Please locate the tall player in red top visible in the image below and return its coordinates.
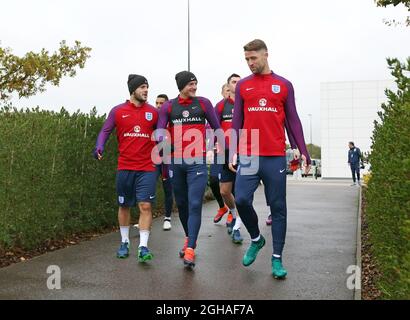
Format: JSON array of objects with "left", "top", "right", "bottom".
[
  {"left": 94, "top": 74, "right": 159, "bottom": 263},
  {"left": 231, "top": 39, "right": 311, "bottom": 279}
]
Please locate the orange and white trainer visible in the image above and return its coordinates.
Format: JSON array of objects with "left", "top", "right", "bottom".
[
  {"left": 183, "top": 247, "right": 196, "bottom": 268},
  {"left": 213, "top": 205, "right": 229, "bottom": 223}
]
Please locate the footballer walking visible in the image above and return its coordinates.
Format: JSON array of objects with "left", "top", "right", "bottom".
[
  {"left": 94, "top": 74, "right": 159, "bottom": 262},
  {"left": 231, "top": 40, "right": 311, "bottom": 279}
]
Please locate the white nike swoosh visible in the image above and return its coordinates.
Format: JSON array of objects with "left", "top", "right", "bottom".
[
  {"left": 280, "top": 169, "right": 286, "bottom": 173},
  {"left": 149, "top": 196, "right": 155, "bottom": 199},
  {"left": 196, "top": 172, "right": 204, "bottom": 175},
  {"left": 190, "top": 77, "right": 195, "bottom": 81},
  {"left": 246, "top": 88, "right": 254, "bottom": 91},
  {"left": 122, "top": 115, "right": 130, "bottom": 118}
]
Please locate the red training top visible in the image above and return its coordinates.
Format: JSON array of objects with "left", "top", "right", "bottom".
[{"left": 95, "top": 100, "right": 159, "bottom": 171}]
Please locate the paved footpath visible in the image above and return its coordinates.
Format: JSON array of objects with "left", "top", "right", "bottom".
[{"left": 0, "top": 178, "right": 359, "bottom": 300}]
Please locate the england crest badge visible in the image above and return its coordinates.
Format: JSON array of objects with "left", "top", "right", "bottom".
[
  {"left": 145, "top": 112, "right": 153, "bottom": 121},
  {"left": 272, "top": 85, "right": 281, "bottom": 94}
]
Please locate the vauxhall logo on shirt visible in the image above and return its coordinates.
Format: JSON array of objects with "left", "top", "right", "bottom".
[
  {"left": 171, "top": 106, "right": 203, "bottom": 124},
  {"left": 221, "top": 101, "right": 234, "bottom": 121},
  {"left": 123, "top": 125, "right": 150, "bottom": 138},
  {"left": 248, "top": 98, "right": 278, "bottom": 113}
]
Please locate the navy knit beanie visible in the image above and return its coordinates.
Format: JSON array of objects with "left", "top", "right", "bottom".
[{"left": 175, "top": 71, "right": 197, "bottom": 91}]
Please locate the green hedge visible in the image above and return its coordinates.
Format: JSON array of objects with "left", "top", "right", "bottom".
[
  {"left": 366, "top": 58, "right": 410, "bottom": 299},
  {"left": 0, "top": 106, "right": 166, "bottom": 251}
]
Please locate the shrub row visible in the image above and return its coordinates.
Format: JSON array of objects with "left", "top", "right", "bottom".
[
  {"left": 0, "top": 106, "right": 165, "bottom": 250},
  {"left": 366, "top": 58, "right": 410, "bottom": 299}
]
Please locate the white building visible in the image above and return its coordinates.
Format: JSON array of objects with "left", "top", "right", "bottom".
[{"left": 320, "top": 80, "right": 395, "bottom": 178}]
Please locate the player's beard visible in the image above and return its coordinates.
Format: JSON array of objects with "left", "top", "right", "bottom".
[
  {"left": 133, "top": 91, "right": 147, "bottom": 103},
  {"left": 252, "top": 59, "right": 268, "bottom": 74},
  {"left": 252, "top": 64, "right": 264, "bottom": 74}
]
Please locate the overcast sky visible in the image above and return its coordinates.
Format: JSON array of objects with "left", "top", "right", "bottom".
[{"left": 2, "top": 0, "right": 409, "bottom": 145}]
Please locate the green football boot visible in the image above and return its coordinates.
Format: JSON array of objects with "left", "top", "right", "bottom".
[
  {"left": 242, "top": 235, "right": 265, "bottom": 266},
  {"left": 271, "top": 257, "right": 287, "bottom": 279}
]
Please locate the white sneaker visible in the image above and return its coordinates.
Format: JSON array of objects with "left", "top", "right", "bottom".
[
  {"left": 133, "top": 224, "right": 139, "bottom": 229},
  {"left": 350, "top": 182, "right": 357, "bottom": 186},
  {"left": 163, "top": 220, "right": 171, "bottom": 231}
]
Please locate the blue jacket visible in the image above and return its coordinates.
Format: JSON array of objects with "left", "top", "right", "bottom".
[{"left": 348, "top": 147, "right": 361, "bottom": 164}]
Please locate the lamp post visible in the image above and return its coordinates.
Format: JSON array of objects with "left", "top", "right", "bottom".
[
  {"left": 187, "top": 0, "right": 191, "bottom": 71},
  {"left": 308, "top": 114, "right": 312, "bottom": 156}
]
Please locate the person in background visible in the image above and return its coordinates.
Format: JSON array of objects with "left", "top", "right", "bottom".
[
  {"left": 214, "top": 73, "right": 243, "bottom": 243},
  {"left": 347, "top": 141, "right": 362, "bottom": 186},
  {"left": 221, "top": 83, "right": 230, "bottom": 99},
  {"left": 210, "top": 83, "right": 233, "bottom": 229},
  {"left": 155, "top": 94, "right": 174, "bottom": 230}
]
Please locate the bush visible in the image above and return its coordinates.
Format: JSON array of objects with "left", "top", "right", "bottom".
[
  {"left": 366, "top": 58, "right": 410, "bottom": 299},
  {"left": 0, "top": 106, "right": 165, "bottom": 250}
]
